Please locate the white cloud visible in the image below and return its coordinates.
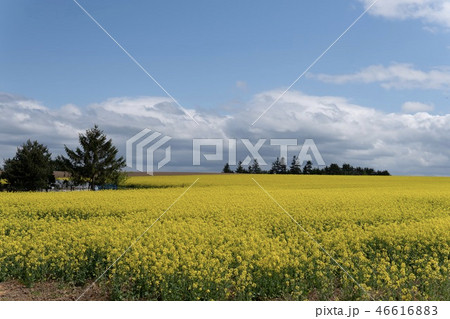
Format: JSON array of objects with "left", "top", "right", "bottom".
[
  {"left": 359, "top": 0, "right": 450, "bottom": 30},
  {"left": 312, "top": 63, "right": 450, "bottom": 90},
  {"left": 58, "top": 104, "right": 82, "bottom": 118},
  {"left": 402, "top": 101, "right": 434, "bottom": 113},
  {"left": 1, "top": 91, "right": 450, "bottom": 176},
  {"left": 244, "top": 90, "right": 450, "bottom": 174}
]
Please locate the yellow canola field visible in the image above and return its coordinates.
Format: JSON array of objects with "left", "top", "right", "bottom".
[{"left": 0, "top": 175, "right": 449, "bottom": 300}]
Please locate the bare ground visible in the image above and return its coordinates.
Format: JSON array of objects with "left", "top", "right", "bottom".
[{"left": 0, "top": 280, "right": 109, "bottom": 301}]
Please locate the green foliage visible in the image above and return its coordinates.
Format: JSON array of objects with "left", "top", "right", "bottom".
[
  {"left": 270, "top": 157, "right": 287, "bottom": 174},
  {"left": 248, "top": 159, "right": 262, "bottom": 174},
  {"left": 235, "top": 160, "right": 247, "bottom": 174},
  {"left": 58, "top": 125, "right": 125, "bottom": 190},
  {"left": 303, "top": 160, "right": 313, "bottom": 174},
  {"left": 289, "top": 156, "right": 302, "bottom": 174},
  {"left": 106, "top": 170, "right": 128, "bottom": 187},
  {"left": 310, "top": 163, "right": 391, "bottom": 176},
  {"left": 1, "top": 140, "right": 54, "bottom": 191},
  {"left": 226, "top": 158, "right": 390, "bottom": 176},
  {"left": 222, "top": 163, "right": 233, "bottom": 173},
  {"left": 0, "top": 179, "right": 7, "bottom": 192}
]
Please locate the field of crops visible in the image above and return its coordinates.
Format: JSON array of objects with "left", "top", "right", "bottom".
[{"left": 0, "top": 175, "right": 448, "bottom": 300}]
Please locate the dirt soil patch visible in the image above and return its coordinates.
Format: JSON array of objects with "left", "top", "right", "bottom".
[{"left": 0, "top": 280, "right": 109, "bottom": 301}]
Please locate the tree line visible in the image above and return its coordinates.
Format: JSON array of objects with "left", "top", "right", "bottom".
[
  {"left": 222, "top": 156, "right": 390, "bottom": 175},
  {"left": 0, "top": 125, "right": 125, "bottom": 192}
]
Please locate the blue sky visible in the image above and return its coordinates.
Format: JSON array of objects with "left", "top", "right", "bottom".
[
  {"left": 1, "top": 0, "right": 450, "bottom": 175},
  {"left": 1, "top": 0, "right": 449, "bottom": 112}
]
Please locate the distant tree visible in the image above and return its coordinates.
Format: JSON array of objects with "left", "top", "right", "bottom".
[
  {"left": 58, "top": 125, "right": 125, "bottom": 190},
  {"left": 269, "top": 157, "right": 288, "bottom": 174},
  {"left": 342, "top": 163, "right": 353, "bottom": 175},
  {"left": 220, "top": 158, "right": 390, "bottom": 176},
  {"left": 305, "top": 163, "right": 390, "bottom": 176},
  {"left": 289, "top": 156, "right": 302, "bottom": 174},
  {"left": 222, "top": 163, "right": 233, "bottom": 173},
  {"left": 250, "top": 159, "right": 262, "bottom": 174},
  {"left": 363, "top": 167, "right": 375, "bottom": 175},
  {"left": 327, "top": 163, "right": 341, "bottom": 175},
  {"left": 235, "top": 160, "right": 246, "bottom": 174},
  {"left": 303, "top": 160, "right": 313, "bottom": 174},
  {"left": 1, "top": 140, "right": 54, "bottom": 191},
  {"left": 270, "top": 157, "right": 281, "bottom": 174},
  {"left": 279, "top": 157, "right": 287, "bottom": 174},
  {"left": 310, "top": 167, "right": 323, "bottom": 175}
]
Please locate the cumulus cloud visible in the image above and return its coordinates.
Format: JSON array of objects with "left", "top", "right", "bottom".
[
  {"left": 311, "top": 63, "right": 450, "bottom": 90},
  {"left": 359, "top": 0, "right": 450, "bottom": 30},
  {"left": 0, "top": 92, "right": 228, "bottom": 172},
  {"left": 246, "top": 90, "right": 450, "bottom": 175},
  {"left": 402, "top": 101, "right": 434, "bottom": 113},
  {"left": 58, "top": 104, "right": 83, "bottom": 118},
  {"left": 1, "top": 91, "right": 450, "bottom": 176}
]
